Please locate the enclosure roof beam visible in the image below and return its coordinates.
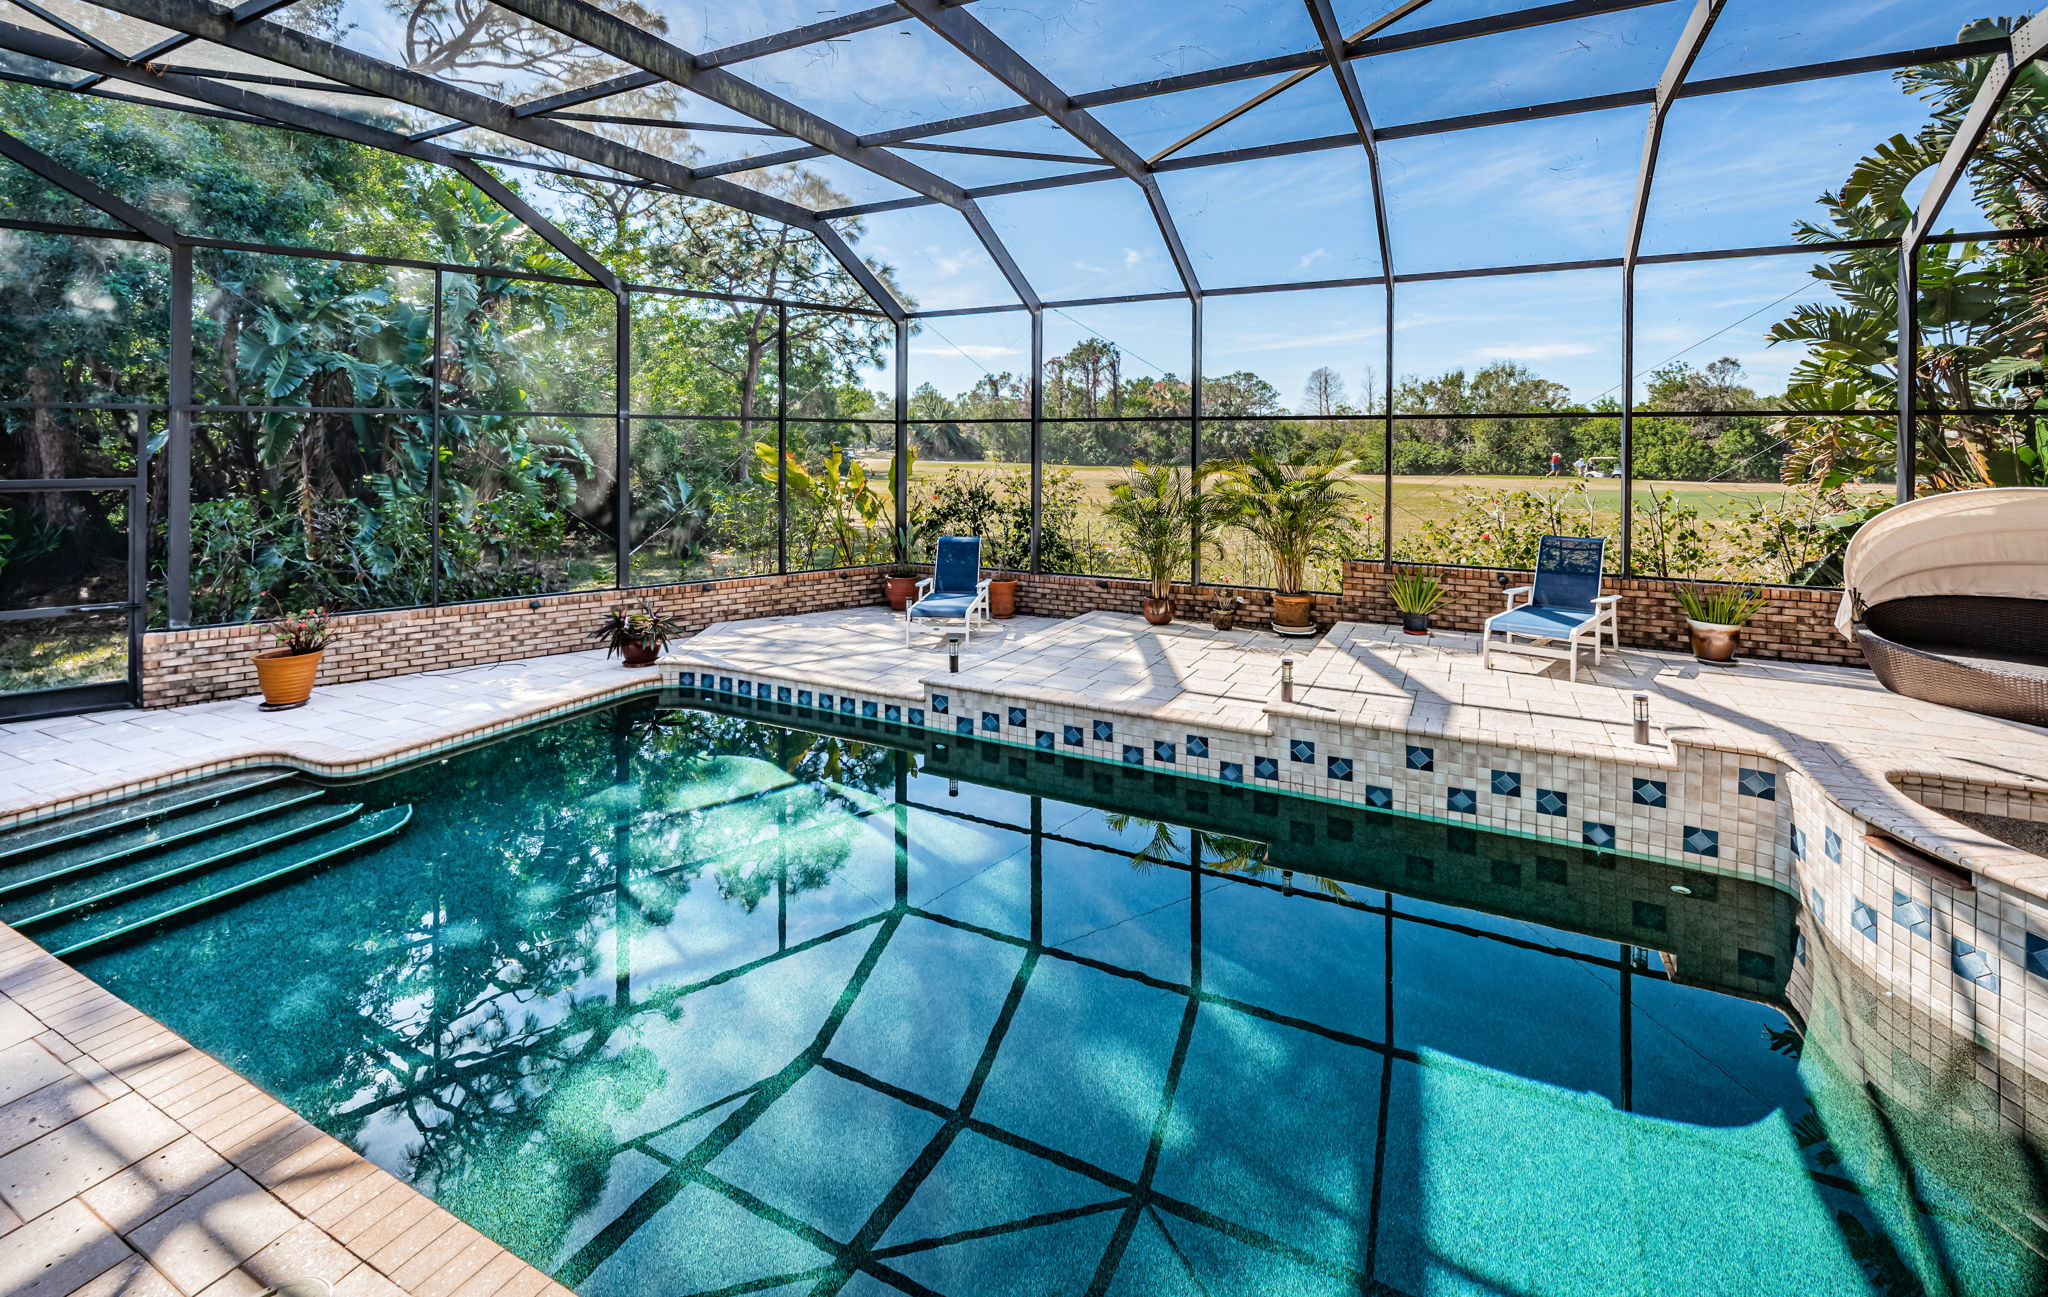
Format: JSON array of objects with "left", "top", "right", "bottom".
[
  {"left": 1903, "top": 11, "right": 2048, "bottom": 253},
  {"left": 891, "top": 0, "right": 1199, "bottom": 299},
  {"left": 485, "top": 0, "right": 1036, "bottom": 309},
  {"left": 0, "top": 20, "right": 629, "bottom": 289},
  {"left": 1304, "top": 0, "right": 1399, "bottom": 292},
  {"left": 0, "top": 123, "right": 181, "bottom": 243},
  {"left": 1622, "top": 0, "right": 1725, "bottom": 268},
  {"left": 808, "top": 36, "right": 2007, "bottom": 221}
]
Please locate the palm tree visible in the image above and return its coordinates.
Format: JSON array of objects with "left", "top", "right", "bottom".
[
  {"left": 1100, "top": 461, "right": 1234, "bottom": 615},
  {"left": 1213, "top": 452, "right": 1359, "bottom": 598}
]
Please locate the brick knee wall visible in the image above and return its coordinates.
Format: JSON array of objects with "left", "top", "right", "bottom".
[
  {"left": 140, "top": 560, "right": 1860, "bottom": 708},
  {"left": 1339, "top": 561, "right": 1862, "bottom": 667},
  {"left": 141, "top": 568, "right": 890, "bottom": 707}
]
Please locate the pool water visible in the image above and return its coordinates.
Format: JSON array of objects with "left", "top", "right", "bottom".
[{"left": 70, "top": 696, "right": 2046, "bottom": 1296}]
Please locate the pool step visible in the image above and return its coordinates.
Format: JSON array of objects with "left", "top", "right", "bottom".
[
  {"left": 29, "top": 805, "right": 414, "bottom": 958},
  {"left": 0, "top": 801, "right": 369, "bottom": 927},
  {"left": 0, "top": 770, "right": 297, "bottom": 865},
  {"left": 0, "top": 784, "right": 328, "bottom": 901}
]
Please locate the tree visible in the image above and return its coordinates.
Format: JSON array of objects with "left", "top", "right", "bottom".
[{"left": 1302, "top": 366, "right": 1346, "bottom": 419}]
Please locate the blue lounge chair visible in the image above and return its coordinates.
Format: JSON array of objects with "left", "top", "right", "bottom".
[
  {"left": 1481, "top": 535, "right": 1620, "bottom": 682},
  {"left": 906, "top": 536, "right": 994, "bottom": 646}
]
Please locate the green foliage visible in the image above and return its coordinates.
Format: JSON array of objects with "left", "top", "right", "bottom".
[
  {"left": 589, "top": 598, "right": 684, "bottom": 656},
  {"left": 1213, "top": 453, "right": 1359, "bottom": 595},
  {"left": 1100, "top": 461, "right": 1233, "bottom": 599},
  {"left": 915, "top": 466, "right": 1096, "bottom": 573},
  {"left": 1388, "top": 569, "right": 1448, "bottom": 616},
  {"left": 263, "top": 605, "right": 333, "bottom": 655},
  {"left": 1673, "top": 582, "right": 1767, "bottom": 627}
]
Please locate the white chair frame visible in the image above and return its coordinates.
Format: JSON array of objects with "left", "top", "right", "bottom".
[
  {"left": 905, "top": 575, "right": 995, "bottom": 646},
  {"left": 1481, "top": 586, "right": 1622, "bottom": 682}
]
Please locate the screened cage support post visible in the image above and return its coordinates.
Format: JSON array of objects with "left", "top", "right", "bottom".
[
  {"left": 429, "top": 271, "right": 444, "bottom": 609},
  {"left": 166, "top": 243, "right": 193, "bottom": 629},
  {"left": 615, "top": 290, "right": 631, "bottom": 588},
  {"left": 1620, "top": 0, "right": 1726, "bottom": 575},
  {"left": 777, "top": 306, "right": 790, "bottom": 576},
  {"left": 1029, "top": 308, "right": 1044, "bottom": 574},
  {"left": 893, "top": 319, "right": 909, "bottom": 544},
  {"left": 1189, "top": 295, "right": 1203, "bottom": 588},
  {"left": 1893, "top": 10, "right": 2048, "bottom": 502}
]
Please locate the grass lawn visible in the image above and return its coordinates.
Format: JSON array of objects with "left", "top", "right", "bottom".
[{"left": 0, "top": 621, "right": 127, "bottom": 694}]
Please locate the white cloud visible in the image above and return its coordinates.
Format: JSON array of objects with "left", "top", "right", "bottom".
[
  {"left": 1299, "top": 247, "right": 1329, "bottom": 269},
  {"left": 1475, "top": 342, "right": 1600, "bottom": 361}
]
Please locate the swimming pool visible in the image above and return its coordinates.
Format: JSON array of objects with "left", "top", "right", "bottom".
[{"left": 28, "top": 693, "right": 2045, "bottom": 1296}]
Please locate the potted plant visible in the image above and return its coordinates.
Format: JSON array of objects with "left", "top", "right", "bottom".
[
  {"left": 252, "top": 606, "right": 331, "bottom": 711},
  {"left": 1217, "top": 452, "right": 1357, "bottom": 637},
  {"left": 988, "top": 574, "right": 1019, "bottom": 619},
  {"left": 1102, "top": 462, "right": 1233, "bottom": 625},
  {"left": 592, "top": 598, "right": 685, "bottom": 667},
  {"left": 1210, "top": 595, "right": 1245, "bottom": 631},
  {"left": 1389, "top": 569, "right": 1449, "bottom": 635},
  {"left": 1674, "top": 583, "right": 1766, "bottom": 665},
  {"left": 885, "top": 519, "right": 924, "bottom": 612}
]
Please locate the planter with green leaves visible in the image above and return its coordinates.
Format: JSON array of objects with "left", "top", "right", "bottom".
[
  {"left": 1673, "top": 583, "right": 1767, "bottom": 665},
  {"left": 1216, "top": 453, "right": 1356, "bottom": 636},
  {"left": 885, "top": 519, "right": 926, "bottom": 611},
  {"left": 1389, "top": 569, "right": 1449, "bottom": 636},
  {"left": 592, "top": 598, "right": 685, "bottom": 667},
  {"left": 1102, "top": 461, "right": 1232, "bottom": 625},
  {"left": 252, "top": 606, "right": 332, "bottom": 710}
]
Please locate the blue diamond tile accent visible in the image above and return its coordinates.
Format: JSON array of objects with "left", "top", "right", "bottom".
[
  {"left": 1093, "top": 719, "right": 1114, "bottom": 742},
  {"left": 1738, "top": 768, "right": 1777, "bottom": 800},
  {"left": 1123, "top": 745, "right": 1145, "bottom": 766},
  {"left": 1155, "top": 740, "right": 1177, "bottom": 763},
  {"left": 1035, "top": 731, "right": 1055, "bottom": 750},
  {"left": 1008, "top": 706, "right": 1027, "bottom": 727},
  {"left": 1328, "top": 756, "right": 1354, "bottom": 782},
  {"left": 1824, "top": 827, "right": 1842, "bottom": 862},
  {"left": 1289, "top": 739, "right": 1315, "bottom": 763},
  {"left": 2027, "top": 933, "right": 2048, "bottom": 980},
  {"left": 885, "top": 704, "right": 901, "bottom": 722},
  {"left": 956, "top": 717, "right": 974, "bottom": 735},
  {"left": 777, "top": 686, "right": 792, "bottom": 703},
  {"left": 1365, "top": 785, "right": 1393, "bottom": 809},
  {"left": 818, "top": 692, "right": 834, "bottom": 709},
  {"left": 1953, "top": 938, "right": 2001, "bottom": 991},
  {"left": 1810, "top": 887, "right": 1826, "bottom": 926},
  {"left": 718, "top": 676, "right": 734, "bottom": 692},
  {"left": 1851, "top": 900, "right": 1878, "bottom": 942},
  {"left": 930, "top": 694, "right": 949, "bottom": 714},
  {"left": 841, "top": 697, "right": 856, "bottom": 714},
  {"left": 1405, "top": 745, "right": 1433, "bottom": 771},
  {"left": 862, "top": 701, "right": 878, "bottom": 718},
  {"left": 908, "top": 708, "right": 925, "bottom": 727},
  {"left": 1893, "top": 890, "right": 1932, "bottom": 939},
  {"left": 678, "top": 671, "right": 696, "bottom": 687},
  {"left": 798, "top": 690, "right": 813, "bottom": 707},
  {"left": 1219, "top": 761, "right": 1244, "bottom": 784},
  {"left": 1447, "top": 788, "right": 1478, "bottom": 814},
  {"left": 1536, "top": 789, "right": 1567, "bottom": 816},
  {"left": 1254, "top": 756, "right": 1279, "bottom": 780},
  {"left": 1632, "top": 778, "right": 1666, "bottom": 807},
  {"left": 738, "top": 681, "right": 753, "bottom": 697},
  {"left": 1186, "top": 735, "right": 1210, "bottom": 758},
  {"left": 1490, "top": 770, "right": 1521, "bottom": 796},
  {"left": 1063, "top": 725, "right": 1083, "bottom": 746},
  {"left": 1583, "top": 821, "right": 1615, "bottom": 849},
  {"left": 1682, "top": 826, "right": 1719, "bottom": 857},
  {"left": 1788, "top": 823, "right": 1807, "bottom": 859},
  {"left": 981, "top": 712, "right": 1000, "bottom": 732}
]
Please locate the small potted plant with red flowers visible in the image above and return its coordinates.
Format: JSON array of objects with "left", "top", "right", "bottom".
[
  {"left": 252, "top": 606, "right": 332, "bottom": 710},
  {"left": 592, "top": 598, "right": 685, "bottom": 667}
]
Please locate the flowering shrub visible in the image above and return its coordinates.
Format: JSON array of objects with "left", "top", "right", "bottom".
[{"left": 264, "top": 605, "right": 332, "bottom": 656}]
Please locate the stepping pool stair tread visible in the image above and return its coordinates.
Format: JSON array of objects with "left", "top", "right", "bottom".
[
  {"left": 0, "top": 768, "right": 296, "bottom": 861},
  {"left": 0, "top": 784, "right": 413, "bottom": 957}
]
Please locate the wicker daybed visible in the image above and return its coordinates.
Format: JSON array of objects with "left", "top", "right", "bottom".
[{"left": 1838, "top": 488, "right": 2048, "bottom": 727}]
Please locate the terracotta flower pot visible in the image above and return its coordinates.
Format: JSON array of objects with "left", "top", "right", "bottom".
[
  {"left": 1272, "top": 593, "right": 1316, "bottom": 637},
  {"left": 1142, "top": 597, "right": 1175, "bottom": 625},
  {"left": 1687, "top": 618, "right": 1741, "bottom": 665},
  {"left": 989, "top": 579, "right": 1018, "bottom": 619},
  {"left": 252, "top": 647, "right": 322, "bottom": 709},
  {"left": 621, "top": 641, "right": 660, "bottom": 666},
  {"left": 884, "top": 575, "right": 919, "bottom": 611}
]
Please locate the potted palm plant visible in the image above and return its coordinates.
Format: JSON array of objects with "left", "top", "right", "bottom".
[
  {"left": 1102, "top": 462, "right": 1232, "bottom": 624},
  {"left": 592, "top": 598, "right": 685, "bottom": 667},
  {"left": 1674, "top": 583, "right": 1766, "bottom": 665},
  {"left": 1217, "top": 453, "right": 1358, "bottom": 636},
  {"left": 1389, "top": 569, "right": 1449, "bottom": 635},
  {"left": 252, "top": 606, "right": 332, "bottom": 710}
]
